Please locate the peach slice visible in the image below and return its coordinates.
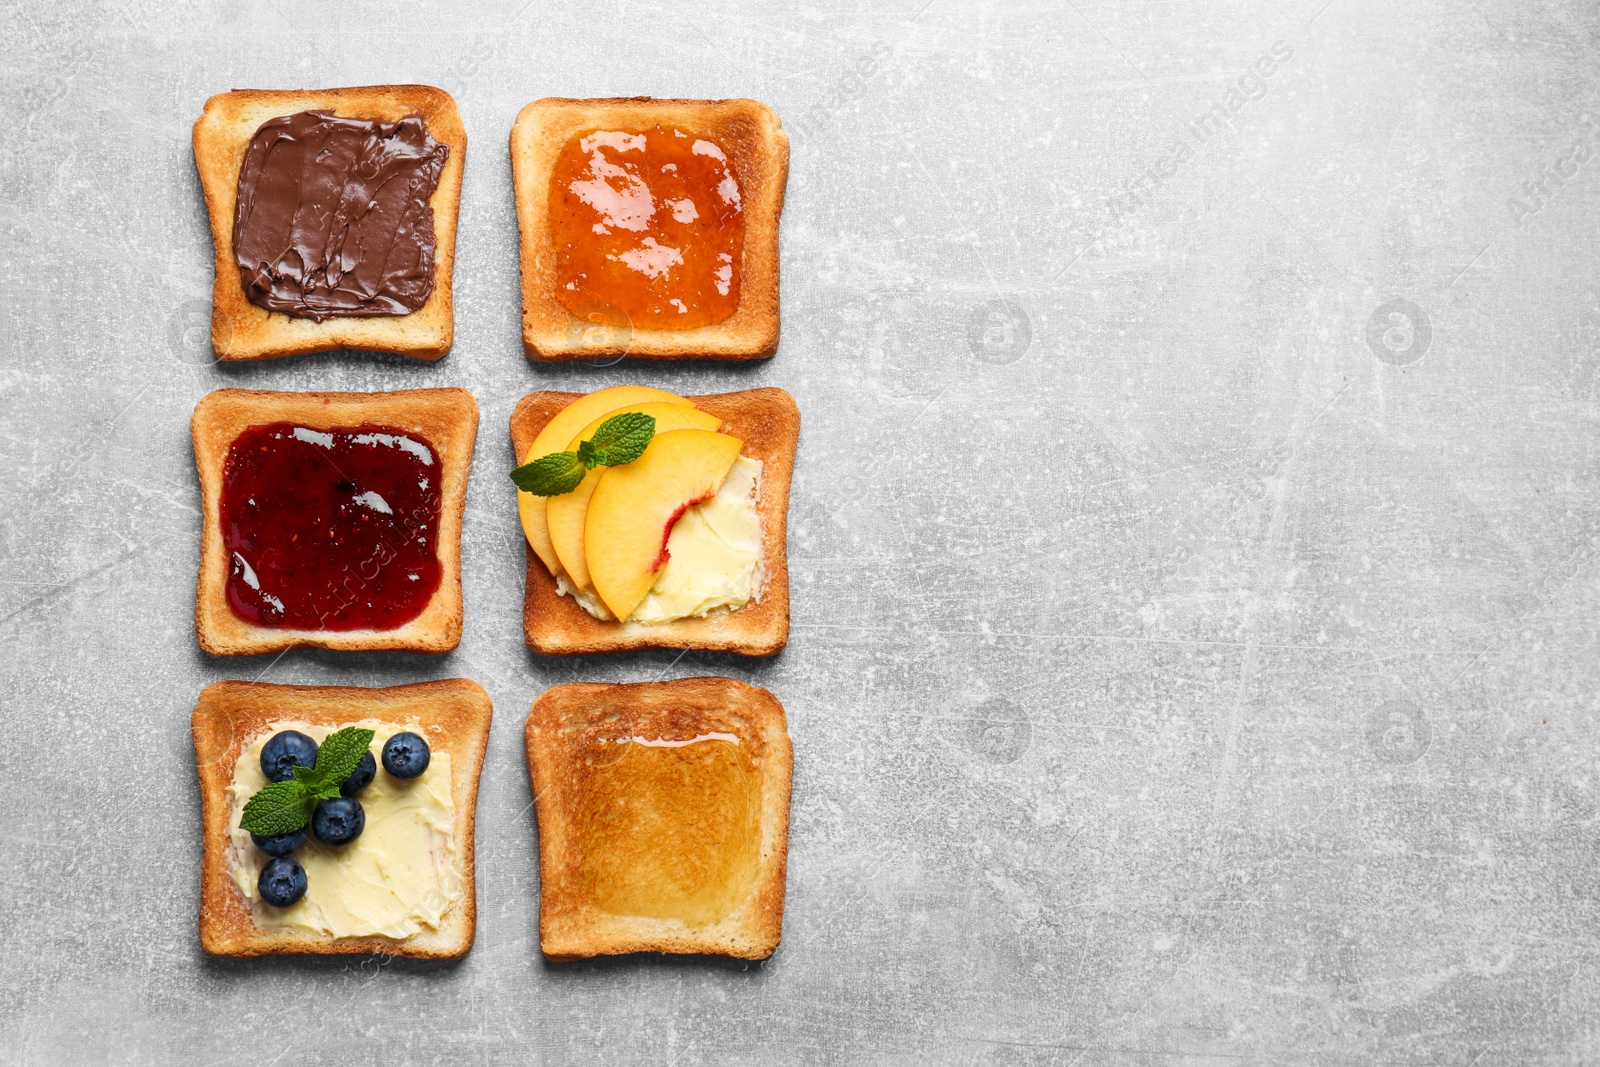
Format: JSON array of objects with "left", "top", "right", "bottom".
[
  {"left": 518, "top": 386, "right": 693, "bottom": 575},
  {"left": 586, "top": 429, "right": 745, "bottom": 622},
  {"left": 547, "top": 403, "right": 723, "bottom": 591}
]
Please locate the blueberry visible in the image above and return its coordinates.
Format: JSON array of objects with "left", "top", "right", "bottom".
[
  {"left": 250, "top": 828, "right": 307, "bottom": 857},
  {"left": 260, "top": 730, "right": 318, "bottom": 783},
  {"left": 340, "top": 750, "right": 376, "bottom": 796},
  {"left": 258, "top": 857, "right": 306, "bottom": 908},
  {"left": 312, "top": 796, "right": 365, "bottom": 845},
  {"left": 382, "top": 732, "right": 430, "bottom": 779}
]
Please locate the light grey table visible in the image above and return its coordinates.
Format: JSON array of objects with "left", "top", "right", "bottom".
[{"left": 5, "top": 1, "right": 1599, "bottom": 1063}]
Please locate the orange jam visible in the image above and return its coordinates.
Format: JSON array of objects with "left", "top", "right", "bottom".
[
  {"left": 569, "top": 731, "right": 761, "bottom": 927},
  {"left": 548, "top": 126, "right": 744, "bottom": 330}
]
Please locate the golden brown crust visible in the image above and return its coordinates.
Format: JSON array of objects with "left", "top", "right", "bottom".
[
  {"left": 193, "top": 679, "right": 493, "bottom": 958},
  {"left": 510, "top": 387, "right": 797, "bottom": 656},
  {"left": 191, "top": 388, "right": 479, "bottom": 656},
  {"left": 510, "top": 97, "right": 788, "bottom": 362},
  {"left": 525, "top": 678, "right": 791, "bottom": 960},
  {"left": 192, "top": 85, "right": 466, "bottom": 362}
]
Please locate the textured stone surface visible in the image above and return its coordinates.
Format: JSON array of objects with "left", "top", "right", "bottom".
[{"left": 4, "top": 1, "right": 1600, "bottom": 1063}]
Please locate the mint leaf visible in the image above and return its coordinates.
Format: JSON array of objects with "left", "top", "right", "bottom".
[
  {"left": 510, "top": 451, "right": 586, "bottom": 496},
  {"left": 584, "top": 412, "right": 655, "bottom": 467},
  {"left": 314, "top": 727, "right": 376, "bottom": 786},
  {"left": 292, "top": 762, "right": 341, "bottom": 801},
  {"left": 509, "top": 412, "right": 657, "bottom": 496},
  {"left": 243, "top": 727, "right": 374, "bottom": 834},
  {"left": 240, "top": 779, "right": 315, "bottom": 836}
]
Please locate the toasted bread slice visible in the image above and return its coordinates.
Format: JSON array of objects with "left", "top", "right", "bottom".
[
  {"left": 510, "top": 387, "right": 798, "bottom": 656},
  {"left": 192, "top": 388, "right": 479, "bottom": 655},
  {"left": 194, "top": 679, "right": 492, "bottom": 958},
  {"left": 526, "top": 678, "right": 792, "bottom": 960},
  {"left": 510, "top": 97, "right": 789, "bottom": 361},
  {"left": 193, "top": 85, "right": 466, "bottom": 361}
]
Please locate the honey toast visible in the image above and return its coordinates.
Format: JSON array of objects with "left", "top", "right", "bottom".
[{"left": 525, "top": 677, "right": 792, "bottom": 960}]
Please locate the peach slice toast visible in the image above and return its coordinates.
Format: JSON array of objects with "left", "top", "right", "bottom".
[
  {"left": 546, "top": 402, "right": 723, "bottom": 592},
  {"left": 517, "top": 386, "right": 692, "bottom": 574},
  {"left": 585, "top": 427, "right": 745, "bottom": 620},
  {"left": 509, "top": 386, "right": 798, "bottom": 656}
]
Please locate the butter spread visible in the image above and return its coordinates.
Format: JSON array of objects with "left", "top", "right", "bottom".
[
  {"left": 227, "top": 721, "right": 459, "bottom": 939},
  {"left": 558, "top": 456, "right": 763, "bottom": 625},
  {"left": 555, "top": 571, "right": 617, "bottom": 621},
  {"left": 232, "top": 111, "right": 448, "bottom": 322}
]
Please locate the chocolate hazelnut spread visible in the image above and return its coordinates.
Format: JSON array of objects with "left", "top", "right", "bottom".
[{"left": 232, "top": 110, "right": 448, "bottom": 322}]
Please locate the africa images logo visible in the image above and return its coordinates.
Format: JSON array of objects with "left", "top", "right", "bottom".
[
  {"left": 1365, "top": 699, "right": 1431, "bottom": 766},
  {"left": 966, "top": 299, "right": 1032, "bottom": 365},
  {"left": 1365, "top": 297, "right": 1432, "bottom": 366},
  {"left": 1107, "top": 41, "right": 1294, "bottom": 226},
  {"left": 1505, "top": 113, "right": 1599, "bottom": 230},
  {"left": 967, "top": 698, "right": 1032, "bottom": 764}
]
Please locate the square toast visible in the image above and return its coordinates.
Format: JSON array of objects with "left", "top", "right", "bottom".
[
  {"left": 510, "top": 97, "right": 789, "bottom": 361},
  {"left": 193, "top": 85, "right": 466, "bottom": 362},
  {"left": 526, "top": 677, "right": 792, "bottom": 960},
  {"left": 192, "top": 388, "right": 479, "bottom": 656},
  {"left": 510, "top": 387, "right": 798, "bottom": 656},
  {"left": 193, "top": 679, "right": 493, "bottom": 958}
]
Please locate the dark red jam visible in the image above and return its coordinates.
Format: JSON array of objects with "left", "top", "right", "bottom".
[{"left": 219, "top": 423, "right": 443, "bottom": 631}]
